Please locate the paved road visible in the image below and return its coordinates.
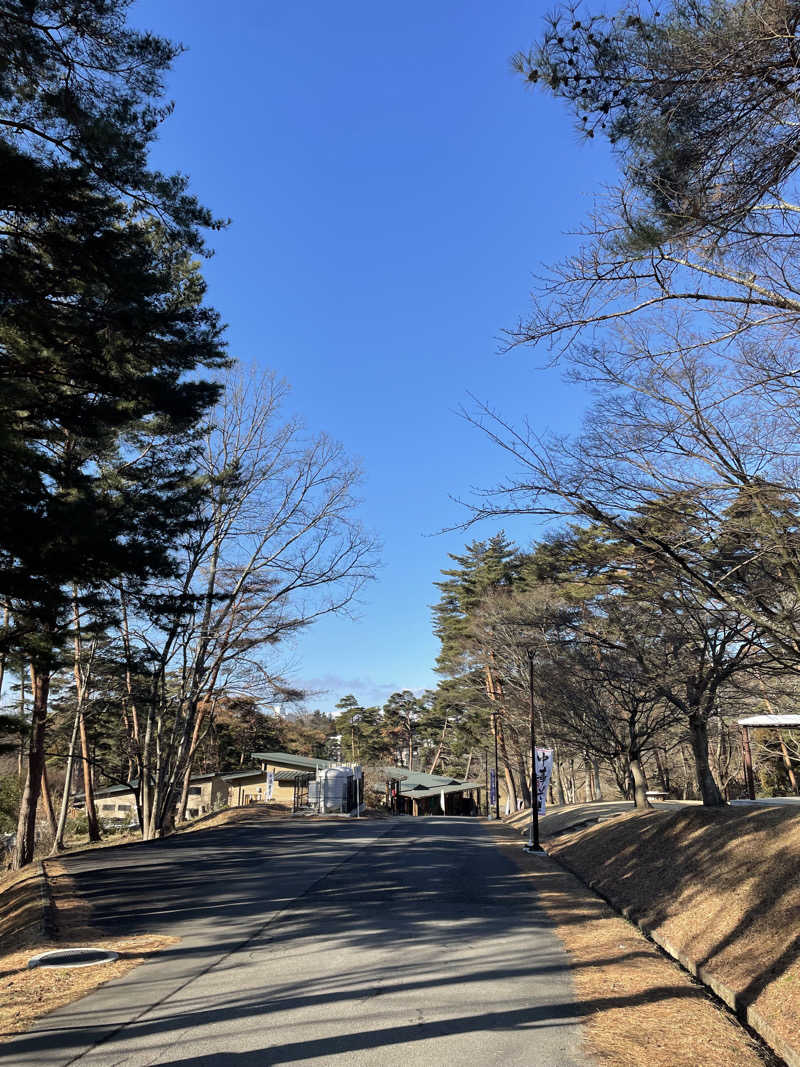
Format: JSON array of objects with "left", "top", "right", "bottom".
[{"left": 3, "top": 814, "right": 590, "bottom": 1067}]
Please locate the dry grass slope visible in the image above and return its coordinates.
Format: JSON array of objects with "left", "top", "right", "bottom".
[
  {"left": 0, "top": 868, "right": 46, "bottom": 952},
  {"left": 490, "top": 824, "right": 771, "bottom": 1067},
  {"left": 0, "top": 859, "right": 176, "bottom": 1040},
  {"left": 548, "top": 807, "right": 800, "bottom": 1065}
]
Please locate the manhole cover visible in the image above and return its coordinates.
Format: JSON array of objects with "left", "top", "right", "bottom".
[{"left": 27, "top": 948, "right": 118, "bottom": 969}]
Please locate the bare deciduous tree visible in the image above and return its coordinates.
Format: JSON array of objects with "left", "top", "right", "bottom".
[{"left": 118, "top": 367, "right": 377, "bottom": 838}]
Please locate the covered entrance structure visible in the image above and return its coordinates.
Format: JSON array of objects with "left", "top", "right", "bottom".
[
  {"left": 738, "top": 715, "right": 800, "bottom": 799},
  {"left": 381, "top": 769, "right": 482, "bottom": 816}
]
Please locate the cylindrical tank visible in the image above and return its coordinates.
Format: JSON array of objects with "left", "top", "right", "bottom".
[{"left": 316, "top": 767, "right": 351, "bottom": 812}]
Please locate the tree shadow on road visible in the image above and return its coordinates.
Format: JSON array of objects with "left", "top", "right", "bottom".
[{"left": 0, "top": 814, "right": 766, "bottom": 1066}]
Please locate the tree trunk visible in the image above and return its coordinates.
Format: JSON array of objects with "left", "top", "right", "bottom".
[
  {"left": 428, "top": 719, "right": 449, "bottom": 776},
  {"left": 17, "top": 666, "right": 26, "bottom": 779},
  {"left": 485, "top": 659, "right": 518, "bottom": 812},
  {"left": 592, "top": 759, "right": 604, "bottom": 800},
  {"left": 12, "top": 666, "right": 50, "bottom": 869},
  {"left": 40, "top": 764, "right": 57, "bottom": 838},
  {"left": 630, "top": 754, "right": 651, "bottom": 810},
  {"left": 778, "top": 732, "right": 799, "bottom": 793},
  {"left": 518, "top": 751, "right": 531, "bottom": 809},
  {"left": 583, "top": 755, "right": 594, "bottom": 802},
  {"left": 494, "top": 715, "right": 518, "bottom": 812},
  {"left": 653, "top": 748, "right": 669, "bottom": 792},
  {"left": 79, "top": 707, "right": 101, "bottom": 841},
  {"left": 680, "top": 745, "right": 692, "bottom": 799},
  {"left": 0, "top": 603, "right": 8, "bottom": 700},
  {"left": 688, "top": 711, "right": 725, "bottom": 807},
  {"left": 554, "top": 747, "right": 566, "bottom": 806},
  {"left": 177, "top": 701, "right": 209, "bottom": 822},
  {"left": 756, "top": 678, "right": 798, "bottom": 793},
  {"left": 52, "top": 707, "right": 81, "bottom": 854}
]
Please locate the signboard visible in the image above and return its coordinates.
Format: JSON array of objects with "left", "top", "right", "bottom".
[
  {"left": 534, "top": 748, "right": 554, "bottom": 816},
  {"left": 489, "top": 769, "right": 497, "bottom": 806},
  {"left": 265, "top": 770, "right": 275, "bottom": 801}
]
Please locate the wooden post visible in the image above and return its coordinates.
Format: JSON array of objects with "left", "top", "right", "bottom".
[
  {"left": 778, "top": 732, "right": 799, "bottom": 794},
  {"left": 741, "top": 726, "right": 756, "bottom": 799}
]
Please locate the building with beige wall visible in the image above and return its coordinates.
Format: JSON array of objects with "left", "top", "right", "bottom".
[
  {"left": 75, "top": 772, "right": 229, "bottom": 824},
  {"left": 223, "top": 767, "right": 312, "bottom": 809},
  {"left": 185, "top": 772, "right": 228, "bottom": 817}
]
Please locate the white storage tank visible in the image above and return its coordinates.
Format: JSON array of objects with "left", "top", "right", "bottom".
[
  {"left": 317, "top": 767, "right": 351, "bottom": 813},
  {"left": 308, "top": 764, "right": 363, "bottom": 813}
]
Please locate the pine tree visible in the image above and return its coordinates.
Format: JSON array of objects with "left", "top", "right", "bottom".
[
  {"left": 1, "top": 3, "right": 228, "bottom": 867},
  {"left": 432, "top": 533, "right": 524, "bottom": 807}
]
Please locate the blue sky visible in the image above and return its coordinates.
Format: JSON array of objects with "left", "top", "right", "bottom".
[{"left": 131, "top": 0, "right": 617, "bottom": 713}]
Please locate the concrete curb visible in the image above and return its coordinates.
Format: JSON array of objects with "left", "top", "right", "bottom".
[{"left": 550, "top": 849, "right": 796, "bottom": 1067}]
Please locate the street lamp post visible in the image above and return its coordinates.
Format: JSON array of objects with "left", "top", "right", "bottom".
[
  {"left": 484, "top": 747, "right": 489, "bottom": 817},
  {"left": 524, "top": 648, "right": 545, "bottom": 854},
  {"left": 492, "top": 707, "right": 500, "bottom": 821}
]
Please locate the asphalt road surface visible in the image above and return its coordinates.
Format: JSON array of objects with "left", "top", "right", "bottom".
[{"left": 3, "top": 814, "right": 590, "bottom": 1067}]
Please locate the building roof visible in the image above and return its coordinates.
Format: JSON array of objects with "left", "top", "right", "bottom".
[
  {"left": 252, "top": 751, "right": 334, "bottom": 772},
  {"left": 739, "top": 715, "right": 800, "bottom": 728},
  {"left": 406, "top": 780, "right": 482, "bottom": 800},
  {"left": 394, "top": 772, "right": 465, "bottom": 793},
  {"left": 222, "top": 768, "right": 265, "bottom": 782},
  {"left": 88, "top": 782, "right": 137, "bottom": 798},
  {"left": 272, "top": 768, "right": 313, "bottom": 782},
  {"left": 378, "top": 767, "right": 446, "bottom": 785},
  {"left": 76, "top": 770, "right": 224, "bottom": 802}
]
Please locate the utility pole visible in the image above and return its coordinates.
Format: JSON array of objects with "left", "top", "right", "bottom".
[
  {"left": 484, "top": 747, "right": 489, "bottom": 817},
  {"left": 524, "top": 648, "right": 544, "bottom": 854}
]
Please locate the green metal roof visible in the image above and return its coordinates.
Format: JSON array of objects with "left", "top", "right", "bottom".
[
  {"left": 272, "top": 768, "right": 313, "bottom": 782},
  {"left": 377, "top": 768, "right": 462, "bottom": 791},
  {"left": 252, "top": 751, "right": 333, "bottom": 771},
  {"left": 222, "top": 768, "right": 265, "bottom": 782},
  {"left": 405, "top": 780, "right": 483, "bottom": 800}
]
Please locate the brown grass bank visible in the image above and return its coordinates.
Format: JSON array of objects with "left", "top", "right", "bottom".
[
  {"left": 547, "top": 806, "right": 800, "bottom": 1066},
  {"left": 489, "top": 823, "right": 772, "bottom": 1067},
  {"left": 0, "top": 859, "right": 176, "bottom": 1040}
]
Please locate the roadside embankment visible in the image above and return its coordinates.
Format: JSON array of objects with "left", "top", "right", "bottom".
[
  {"left": 0, "top": 866, "right": 49, "bottom": 951},
  {"left": 0, "top": 861, "right": 176, "bottom": 1040},
  {"left": 544, "top": 806, "right": 800, "bottom": 1067}
]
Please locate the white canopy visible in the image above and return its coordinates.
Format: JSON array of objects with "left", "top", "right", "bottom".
[{"left": 737, "top": 715, "right": 800, "bottom": 728}]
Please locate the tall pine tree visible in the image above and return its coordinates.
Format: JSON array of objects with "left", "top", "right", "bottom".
[{"left": 1, "top": 2, "right": 228, "bottom": 866}]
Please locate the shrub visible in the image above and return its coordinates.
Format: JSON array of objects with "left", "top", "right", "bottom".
[{"left": 0, "top": 775, "right": 21, "bottom": 834}]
